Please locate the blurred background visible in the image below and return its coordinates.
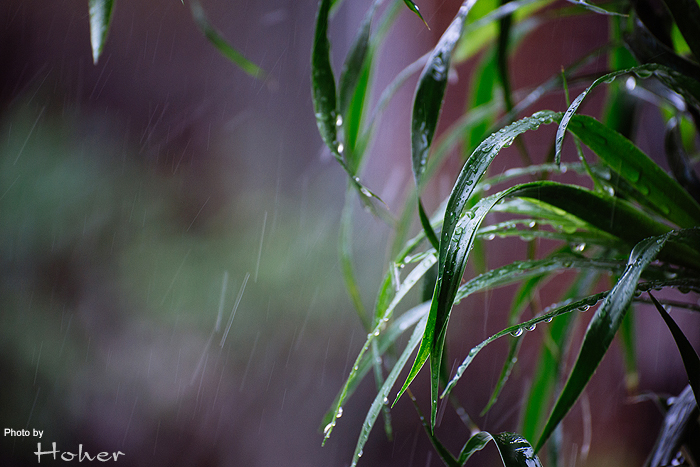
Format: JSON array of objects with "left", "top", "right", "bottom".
[{"left": 0, "top": 1, "right": 696, "bottom": 466}]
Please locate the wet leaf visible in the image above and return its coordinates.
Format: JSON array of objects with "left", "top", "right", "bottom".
[
  {"left": 535, "top": 231, "right": 678, "bottom": 452},
  {"left": 349, "top": 314, "right": 428, "bottom": 467},
  {"left": 403, "top": 0, "right": 431, "bottom": 29},
  {"left": 457, "top": 431, "right": 543, "bottom": 466},
  {"left": 412, "top": 0, "right": 478, "bottom": 186},
  {"left": 555, "top": 63, "right": 700, "bottom": 165},
  {"left": 89, "top": 0, "right": 115, "bottom": 64},
  {"left": 566, "top": 114, "right": 700, "bottom": 228},
  {"left": 646, "top": 384, "right": 699, "bottom": 467}
]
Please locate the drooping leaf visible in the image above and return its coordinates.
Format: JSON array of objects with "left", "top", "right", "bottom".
[
  {"left": 443, "top": 291, "right": 609, "bottom": 397},
  {"left": 555, "top": 63, "right": 700, "bottom": 165},
  {"left": 396, "top": 112, "right": 560, "bottom": 420},
  {"left": 535, "top": 230, "right": 679, "bottom": 452},
  {"left": 311, "top": 0, "right": 387, "bottom": 211},
  {"left": 189, "top": 0, "right": 266, "bottom": 79},
  {"left": 566, "top": 114, "right": 700, "bottom": 228},
  {"left": 412, "top": 0, "right": 478, "bottom": 186},
  {"left": 403, "top": 0, "right": 431, "bottom": 28},
  {"left": 458, "top": 431, "right": 543, "bottom": 466},
  {"left": 649, "top": 292, "right": 700, "bottom": 409},
  {"left": 88, "top": 0, "right": 115, "bottom": 64}
]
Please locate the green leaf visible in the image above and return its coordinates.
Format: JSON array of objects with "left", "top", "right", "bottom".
[
  {"left": 514, "top": 182, "right": 700, "bottom": 269},
  {"left": 321, "top": 251, "right": 436, "bottom": 443},
  {"left": 457, "top": 431, "right": 543, "bottom": 466},
  {"left": 396, "top": 112, "right": 560, "bottom": 422},
  {"left": 443, "top": 291, "right": 609, "bottom": 397},
  {"left": 412, "top": 0, "right": 478, "bottom": 186},
  {"left": 660, "top": 0, "right": 700, "bottom": 62},
  {"left": 665, "top": 117, "right": 700, "bottom": 204},
  {"left": 349, "top": 314, "right": 428, "bottom": 467},
  {"left": 189, "top": 0, "right": 265, "bottom": 79},
  {"left": 311, "top": 0, "right": 386, "bottom": 211},
  {"left": 88, "top": 0, "right": 115, "bottom": 64},
  {"left": 403, "top": 0, "right": 431, "bottom": 28},
  {"left": 649, "top": 292, "right": 700, "bottom": 410},
  {"left": 566, "top": 114, "right": 700, "bottom": 228},
  {"left": 535, "top": 230, "right": 678, "bottom": 452},
  {"left": 555, "top": 63, "right": 700, "bottom": 165}
]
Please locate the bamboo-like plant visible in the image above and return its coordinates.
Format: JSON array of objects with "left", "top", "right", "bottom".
[{"left": 311, "top": 0, "right": 700, "bottom": 465}]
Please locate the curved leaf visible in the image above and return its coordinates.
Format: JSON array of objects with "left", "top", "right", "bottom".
[
  {"left": 189, "top": 0, "right": 266, "bottom": 79},
  {"left": 349, "top": 314, "right": 428, "bottom": 467},
  {"left": 535, "top": 230, "right": 679, "bottom": 452},
  {"left": 646, "top": 384, "right": 699, "bottom": 467},
  {"left": 649, "top": 292, "right": 700, "bottom": 409},
  {"left": 403, "top": 0, "right": 430, "bottom": 28},
  {"left": 396, "top": 112, "right": 560, "bottom": 425},
  {"left": 89, "top": 0, "right": 115, "bottom": 64},
  {"left": 412, "top": 0, "right": 478, "bottom": 186},
  {"left": 555, "top": 63, "right": 700, "bottom": 165},
  {"left": 566, "top": 114, "right": 700, "bottom": 228},
  {"left": 458, "top": 431, "right": 543, "bottom": 466}
]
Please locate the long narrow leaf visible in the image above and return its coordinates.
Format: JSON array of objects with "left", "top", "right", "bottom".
[
  {"left": 555, "top": 63, "right": 700, "bottom": 165},
  {"left": 89, "top": 0, "right": 115, "bottom": 64},
  {"left": 458, "top": 431, "right": 543, "bottom": 466},
  {"left": 535, "top": 231, "right": 677, "bottom": 452},
  {"left": 349, "top": 314, "right": 428, "bottom": 467},
  {"left": 412, "top": 0, "right": 478, "bottom": 186},
  {"left": 566, "top": 114, "right": 700, "bottom": 227},
  {"left": 190, "top": 0, "right": 265, "bottom": 79},
  {"left": 649, "top": 292, "right": 700, "bottom": 409},
  {"left": 660, "top": 0, "right": 700, "bottom": 62}
]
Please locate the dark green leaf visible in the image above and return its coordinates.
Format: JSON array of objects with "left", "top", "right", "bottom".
[
  {"left": 403, "top": 0, "right": 431, "bottom": 28},
  {"left": 396, "top": 112, "right": 560, "bottom": 422},
  {"left": 457, "top": 431, "right": 543, "bottom": 466},
  {"left": 555, "top": 63, "right": 700, "bottom": 165},
  {"left": 649, "top": 292, "right": 700, "bottom": 410},
  {"left": 412, "top": 0, "right": 478, "bottom": 186},
  {"left": 566, "top": 114, "right": 700, "bottom": 228},
  {"left": 88, "top": 0, "right": 115, "bottom": 64},
  {"left": 660, "top": 0, "right": 700, "bottom": 62},
  {"left": 535, "top": 231, "right": 677, "bottom": 452},
  {"left": 189, "top": 0, "right": 265, "bottom": 79}
]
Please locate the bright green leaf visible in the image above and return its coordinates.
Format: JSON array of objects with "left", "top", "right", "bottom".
[{"left": 88, "top": 0, "right": 115, "bottom": 64}]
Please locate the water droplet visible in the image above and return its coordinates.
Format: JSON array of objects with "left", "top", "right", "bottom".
[
  {"left": 526, "top": 323, "right": 536, "bottom": 332},
  {"left": 382, "top": 397, "right": 389, "bottom": 405},
  {"left": 360, "top": 187, "right": 371, "bottom": 198},
  {"left": 336, "top": 115, "right": 343, "bottom": 127},
  {"left": 485, "top": 233, "right": 496, "bottom": 241},
  {"left": 678, "top": 286, "right": 691, "bottom": 294},
  {"left": 324, "top": 422, "right": 335, "bottom": 434},
  {"left": 573, "top": 243, "right": 586, "bottom": 253},
  {"left": 625, "top": 76, "right": 636, "bottom": 91},
  {"left": 337, "top": 143, "right": 344, "bottom": 154},
  {"left": 559, "top": 165, "right": 568, "bottom": 174},
  {"left": 604, "top": 185, "right": 615, "bottom": 197},
  {"left": 578, "top": 305, "right": 590, "bottom": 312},
  {"left": 482, "top": 183, "right": 491, "bottom": 191},
  {"left": 544, "top": 317, "right": 553, "bottom": 323},
  {"left": 357, "top": 450, "right": 363, "bottom": 458},
  {"left": 336, "top": 407, "right": 344, "bottom": 418},
  {"left": 528, "top": 221, "right": 537, "bottom": 229},
  {"left": 665, "top": 271, "right": 678, "bottom": 279},
  {"left": 510, "top": 328, "right": 524, "bottom": 337}
]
